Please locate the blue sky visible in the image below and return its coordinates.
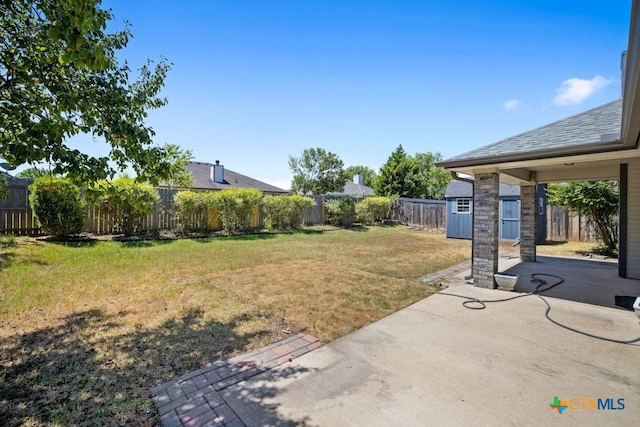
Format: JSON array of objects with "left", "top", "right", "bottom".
[{"left": 85, "top": 0, "right": 631, "bottom": 189}]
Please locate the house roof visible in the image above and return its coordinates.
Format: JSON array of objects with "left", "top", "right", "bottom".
[
  {"left": 337, "top": 181, "right": 376, "bottom": 196},
  {"left": 1, "top": 171, "right": 32, "bottom": 186},
  {"left": 182, "top": 161, "right": 288, "bottom": 193},
  {"left": 445, "top": 179, "right": 520, "bottom": 198},
  {"left": 439, "top": 99, "right": 623, "bottom": 168}
]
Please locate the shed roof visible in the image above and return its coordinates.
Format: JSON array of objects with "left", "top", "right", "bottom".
[
  {"left": 445, "top": 179, "right": 520, "bottom": 198},
  {"left": 440, "top": 99, "right": 622, "bottom": 168},
  {"left": 182, "top": 161, "right": 287, "bottom": 193}
]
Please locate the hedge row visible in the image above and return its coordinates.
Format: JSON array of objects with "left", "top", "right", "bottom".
[{"left": 28, "top": 177, "right": 394, "bottom": 237}]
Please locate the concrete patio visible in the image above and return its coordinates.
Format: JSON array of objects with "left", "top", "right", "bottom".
[
  {"left": 505, "top": 255, "right": 640, "bottom": 309},
  {"left": 219, "top": 259, "right": 640, "bottom": 426}
]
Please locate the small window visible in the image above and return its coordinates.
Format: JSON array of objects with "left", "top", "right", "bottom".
[{"left": 455, "top": 198, "right": 472, "bottom": 214}]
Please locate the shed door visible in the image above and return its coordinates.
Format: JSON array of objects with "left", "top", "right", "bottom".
[{"left": 500, "top": 199, "right": 520, "bottom": 240}]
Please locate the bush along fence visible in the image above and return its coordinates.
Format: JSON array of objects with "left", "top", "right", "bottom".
[{"left": 0, "top": 183, "right": 603, "bottom": 242}]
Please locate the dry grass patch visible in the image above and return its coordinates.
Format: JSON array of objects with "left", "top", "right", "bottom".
[
  {"left": 536, "top": 240, "right": 606, "bottom": 258},
  {"left": 498, "top": 240, "right": 608, "bottom": 260},
  {"left": 0, "top": 226, "right": 470, "bottom": 425}
]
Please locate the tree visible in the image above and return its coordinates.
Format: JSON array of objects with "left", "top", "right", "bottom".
[
  {"left": 16, "top": 167, "right": 49, "bottom": 180},
  {"left": 344, "top": 165, "right": 377, "bottom": 188},
  {"left": 374, "top": 145, "right": 420, "bottom": 197},
  {"left": 413, "top": 152, "right": 451, "bottom": 199},
  {"left": 547, "top": 181, "right": 619, "bottom": 256},
  {"left": 1, "top": 0, "right": 189, "bottom": 186},
  {"left": 288, "top": 148, "right": 348, "bottom": 195},
  {"left": 374, "top": 146, "right": 451, "bottom": 199}
]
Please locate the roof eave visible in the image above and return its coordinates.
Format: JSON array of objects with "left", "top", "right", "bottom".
[
  {"left": 437, "top": 140, "right": 630, "bottom": 170},
  {"left": 622, "top": 0, "right": 640, "bottom": 146}
]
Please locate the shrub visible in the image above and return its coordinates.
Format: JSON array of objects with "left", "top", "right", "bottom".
[
  {"left": 211, "top": 188, "right": 262, "bottom": 234},
  {"left": 324, "top": 197, "right": 355, "bottom": 227},
  {"left": 29, "top": 177, "right": 85, "bottom": 237},
  {"left": 262, "top": 195, "right": 316, "bottom": 230},
  {"left": 95, "top": 177, "right": 159, "bottom": 236},
  {"left": 174, "top": 191, "right": 210, "bottom": 232},
  {"left": 355, "top": 196, "right": 393, "bottom": 224}
]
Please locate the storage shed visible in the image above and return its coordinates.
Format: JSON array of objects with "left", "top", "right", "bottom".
[{"left": 446, "top": 180, "right": 547, "bottom": 241}]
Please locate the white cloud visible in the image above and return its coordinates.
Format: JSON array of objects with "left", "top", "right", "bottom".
[
  {"left": 553, "top": 75, "right": 611, "bottom": 106},
  {"left": 502, "top": 99, "right": 522, "bottom": 111}
]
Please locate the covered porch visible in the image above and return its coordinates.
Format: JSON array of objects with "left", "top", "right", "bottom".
[
  {"left": 438, "top": 3, "right": 640, "bottom": 290},
  {"left": 490, "top": 254, "right": 640, "bottom": 309}
]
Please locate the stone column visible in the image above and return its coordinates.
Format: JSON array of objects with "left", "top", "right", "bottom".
[
  {"left": 519, "top": 184, "right": 537, "bottom": 262},
  {"left": 472, "top": 173, "right": 499, "bottom": 288}
]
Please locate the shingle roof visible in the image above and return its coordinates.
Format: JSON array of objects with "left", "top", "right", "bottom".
[
  {"left": 336, "top": 181, "right": 376, "bottom": 196},
  {"left": 1, "top": 171, "right": 32, "bottom": 186},
  {"left": 182, "top": 161, "right": 287, "bottom": 193},
  {"left": 441, "top": 99, "right": 622, "bottom": 166},
  {"left": 445, "top": 179, "right": 520, "bottom": 198}
]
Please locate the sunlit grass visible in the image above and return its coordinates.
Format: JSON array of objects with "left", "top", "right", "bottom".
[{"left": 0, "top": 226, "right": 470, "bottom": 425}]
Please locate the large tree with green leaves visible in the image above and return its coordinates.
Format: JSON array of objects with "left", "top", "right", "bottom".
[
  {"left": 288, "top": 147, "right": 348, "bottom": 195},
  {"left": 374, "top": 145, "right": 419, "bottom": 197},
  {"left": 547, "top": 181, "right": 619, "bottom": 256},
  {"left": 375, "top": 146, "right": 450, "bottom": 199},
  {"left": 413, "top": 152, "right": 451, "bottom": 199},
  {"left": 15, "top": 166, "right": 49, "bottom": 180},
  {"left": 0, "top": 0, "right": 189, "bottom": 186}
]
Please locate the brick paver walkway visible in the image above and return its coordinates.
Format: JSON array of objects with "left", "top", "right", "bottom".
[
  {"left": 420, "top": 261, "right": 470, "bottom": 284},
  {"left": 150, "top": 333, "right": 321, "bottom": 427}
]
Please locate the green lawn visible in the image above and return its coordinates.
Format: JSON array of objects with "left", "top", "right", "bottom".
[{"left": 0, "top": 226, "right": 471, "bottom": 426}]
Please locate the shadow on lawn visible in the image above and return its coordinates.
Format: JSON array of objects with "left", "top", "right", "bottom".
[
  {"left": 43, "top": 238, "right": 99, "bottom": 248},
  {"left": 0, "top": 240, "right": 48, "bottom": 271},
  {"left": 119, "top": 238, "right": 176, "bottom": 248},
  {"left": 0, "top": 250, "right": 16, "bottom": 271},
  {"left": 0, "top": 307, "right": 302, "bottom": 426},
  {"left": 538, "top": 240, "right": 569, "bottom": 246}
]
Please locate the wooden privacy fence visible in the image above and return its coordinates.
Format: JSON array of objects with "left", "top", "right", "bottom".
[
  {"left": 83, "top": 188, "right": 180, "bottom": 234},
  {"left": 302, "top": 195, "right": 326, "bottom": 225},
  {"left": 389, "top": 198, "right": 446, "bottom": 232},
  {"left": 547, "top": 205, "right": 598, "bottom": 242},
  {"left": 0, "top": 188, "right": 609, "bottom": 242},
  {"left": 0, "top": 185, "right": 40, "bottom": 235},
  {"left": 0, "top": 188, "right": 270, "bottom": 235}
]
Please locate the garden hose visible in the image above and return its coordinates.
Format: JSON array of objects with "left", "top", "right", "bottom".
[{"left": 438, "top": 273, "right": 640, "bottom": 345}]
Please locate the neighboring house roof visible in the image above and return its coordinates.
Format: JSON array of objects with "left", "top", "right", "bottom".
[
  {"left": 338, "top": 181, "right": 376, "bottom": 196},
  {"left": 445, "top": 180, "right": 520, "bottom": 198},
  {"left": 1, "top": 171, "right": 32, "bottom": 186},
  {"left": 440, "top": 99, "right": 622, "bottom": 168},
  {"left": 179, "top": 161, "right": 288, "bottom": 193}
]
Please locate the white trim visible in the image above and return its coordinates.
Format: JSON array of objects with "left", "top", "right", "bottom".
[{"left": 454, "top": 198, "right": 472, "bottom": 214}]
